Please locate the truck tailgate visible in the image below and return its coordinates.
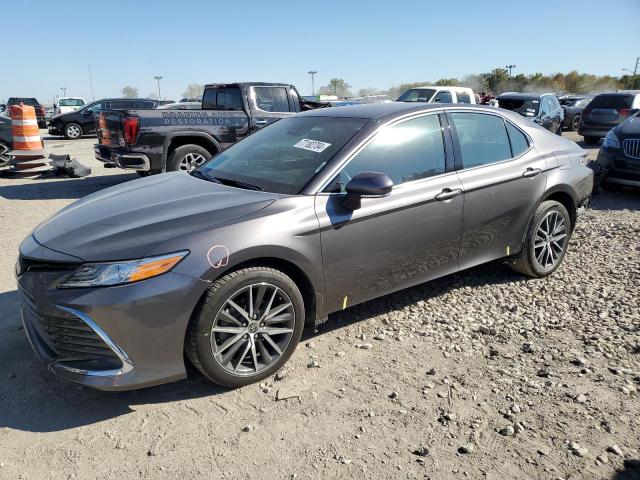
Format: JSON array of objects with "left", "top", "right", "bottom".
[{"left": 96, "top": 110, "right": 126, "bottom": 146}]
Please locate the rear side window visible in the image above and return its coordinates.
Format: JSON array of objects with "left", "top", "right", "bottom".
[
  {"left": 202, "top": 87, "right": 244, "bottom": 111},
  {"left": 433, "top": 91, "right": 452, "bottom": 103},
  {"left": 133, "top": 101, "right": 155, "bottom": 109},
  {"left": 450, "top": 112, "right": 511, "bottom": 168},
  {"left": 505, "top": 122, "right": 529, "bottom": 157},
  {"left": 254, "top": 87, "right": 291, "bottom": 112},
  {"left": 588, "top": 94, "right": 633, "bottom": 109},
  {"left": 457, "top": 91, "right": 472, "bottom": 104},
  {"left": 336, "top": 114, "right": 446, "bottom": 188},
  {"left": 397, "top": 88, "right": 436, "bottom": 102}
]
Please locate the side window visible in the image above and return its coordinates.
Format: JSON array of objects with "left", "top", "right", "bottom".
[
  {"left": 539, "top": 98, "right": 550, "bottom": 115},
  {"left": 450, "top": 112, "right": 512, "bottom": 168},
  {"left": 432, "top": 91, "right": 452, "bottom": 103},
  {"left": 254, "top": 87, "right": 291, "bottom": 112},
  {"left": 86, "top": 102, "right": 103, "bottom": 112},
  {"left": 505, "top": 122, "right": 529, "bottom": 157},
  {"left": 202, "top": 87, "right": 244, "bottom": 111},
  {"left": 328, "top": 115, "right": 446, "bottom": 191},
  {"left": 457, "top": 91, "right": 472, "bottom": 104}
]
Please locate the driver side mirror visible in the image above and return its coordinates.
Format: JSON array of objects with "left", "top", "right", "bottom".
[{"left": 343, "top": 171, "right": 393, "bottom": 211}]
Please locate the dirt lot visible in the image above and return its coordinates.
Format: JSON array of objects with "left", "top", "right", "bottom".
[{"left": 0, "top": 131, "right": 638, "bottom": 480}]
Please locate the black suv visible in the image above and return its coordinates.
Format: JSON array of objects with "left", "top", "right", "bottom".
[
  {"left": 48, "top": 98, "right": 159, "bottom": 140},
  {"left": 497, "top": 92, "right": 563, "bottom": 135},
  {"left": 579, "top": 91, "right": 640, "bottom": 145},
  {"left": 6, "top": 97, "right": 47, "bottom": 127},
  {"left": 0, "top": 114, "right": 12, "bottom": 166}
]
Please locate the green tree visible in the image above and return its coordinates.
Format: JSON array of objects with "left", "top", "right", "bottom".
[
  {"left": 182, "top": 84, "right": 205, "bottom": 100},
  {"left": 318, "top": 78, "right": 352, "bottom": 97},
  {"left": 121, "top": 86, "right": 139, "bottom": 98},
  {"left": 434, "top": 78, "right": 459, "bottom": 86}
]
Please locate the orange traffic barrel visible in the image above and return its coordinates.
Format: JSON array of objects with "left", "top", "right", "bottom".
[{"left": 9, "top": 103, "right": 46, "bottom": 156}]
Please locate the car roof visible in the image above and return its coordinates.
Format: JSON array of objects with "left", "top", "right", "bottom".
[
  {"left": 497, "top": 92, "right": 555, "bottom": 99},
  {"left": 204, "top": 82, "right": 291, "bottom": 88},
  {"left": 594, "top": 90, "right": 640, "bottom": 96},
  {"left": 297, "top": 102, "right": 498, "bottom": 121}
]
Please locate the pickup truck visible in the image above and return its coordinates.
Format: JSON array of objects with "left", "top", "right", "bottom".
[{"left": 95, "top": 82, "right": 329, "bottom": 174}]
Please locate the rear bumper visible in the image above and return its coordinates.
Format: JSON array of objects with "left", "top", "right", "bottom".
[
  {"left": 95, "top": 145, "right": 150, "bottom": 171},
  {"left": 578, "top": 128, "right": 611, "bottom": 139}
]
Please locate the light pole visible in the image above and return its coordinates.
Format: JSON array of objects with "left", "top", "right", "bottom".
[
  {"left": 60, "top": 87, "right": 67, "bottom": 97},
  {"left": 622, "top": 68, "right": 631, "bottom": 89},
  {"left": 505, "top": 65, "right": 516, "bottom": 78},
  {"left": 308, "top": 70, "right": 317, "bottom": 96},
  {"left": 154, "top": 75, "right": 163, "bottom": 100}
]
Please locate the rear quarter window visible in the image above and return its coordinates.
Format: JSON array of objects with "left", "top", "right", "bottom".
[{"left": 457, "top": 91, "right": 472, "bottom": 104}]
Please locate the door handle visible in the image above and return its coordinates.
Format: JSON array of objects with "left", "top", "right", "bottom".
[
  {"left": 522, "top": 167, "right": 542, "bottom": 178},
  {"left": 255, "top": 120, "right": 268, "bottom": 125},
  {"left": 435, "top": 188, "right": 463, "bottom": 201}
]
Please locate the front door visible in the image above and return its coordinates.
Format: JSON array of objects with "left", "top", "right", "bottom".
[
  {"left": 446, "top": 111, "right": 548, "bottom": 269},
  {"left": 315, "top": 113, "right": 464, "bottom": 313}
]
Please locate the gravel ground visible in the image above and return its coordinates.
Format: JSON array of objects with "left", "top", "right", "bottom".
[{"left": 0, "top": 131, "right": 638, "bottom": 480}]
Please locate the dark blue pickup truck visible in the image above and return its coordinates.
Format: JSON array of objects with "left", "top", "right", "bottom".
[{"left": 95, "top": 82, "right": 329, "bottom": 175}]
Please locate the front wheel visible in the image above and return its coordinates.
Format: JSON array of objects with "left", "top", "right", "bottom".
[
  {"left": 571, "top": 115, "right": 581, "bottom": 132},
  {"left": 167, "top": 144, "right": 212, "bottom": 172},
  {"left": 64, "top": 123, "right": 83, "bottom": 140},
  {"left": 185, "top": 267, "right": 305, "bottom": 387},
  {"left": 510, "top": 200, "right": 572, "bottom": 278}
]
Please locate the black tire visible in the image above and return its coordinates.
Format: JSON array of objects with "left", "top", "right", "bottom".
[
  {"left": 0, "top": 141, "right": 11, "bottom": 167},
  {"left": 510, "top": 200, "right": 572, "bottom": 278},
  {"left": 136, "top": 169, "right": 161, "bottom": 177},
  {"left": 584, "top": 136, "right": 599, "bottom": 145},
  {"left": 555, "top": 122, "right": 562, "bottom": 135},
  {"left": 63, "top": 122, "right": 83, "bottom": 140},
  {"left": 185, "top": 267, "right": 305, "bottom": 388},
  {"left": 571, "top": 115, "right": 581, "bottom": 132},
  {"left": 166, "top": 144, "right": 213, "bottom": 172}
]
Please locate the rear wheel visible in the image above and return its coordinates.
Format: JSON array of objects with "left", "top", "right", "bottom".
[
  {"left": 584, "top": 136, "right": 599, "bottom": 145},
  {"left": 510, "top": 200, "right": 572, "bottom": 278},
  {"left": 64, "top": 123, "right": 83, "bottom": 140},
  {"left": 167, "top": 144, "right": 212, "bottom": 172},
  {"left": 571, "top": 115, "right": 581, "bottom": 132},
  {"left": 185, "top": 267, "right": 305, "bottom": 387}
]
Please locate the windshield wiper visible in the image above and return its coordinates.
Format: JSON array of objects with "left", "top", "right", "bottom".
[
  {"left": 191, "top": 169, "right": 222, "bottom": 183},
  {"left": 213, "top": 177, "right": 263, "bottom": 191}
]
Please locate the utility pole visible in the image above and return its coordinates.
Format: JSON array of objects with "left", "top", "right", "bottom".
[
  {"left": 505, "top": 65, "right": 516, "bottom": 78},
  {"left": 154, "top": 75, "right": 163, "bottom": 100},
  {"left": 60, "top": 87, "right": 67, "bottom": 97},
  {"left": 308, "top": 70, "right": 317, "bottom": 96},
  {"left": 88, "top": 64, "right": 95, "bottom": 101},
  {"left": 631, "top": 57, "right": 639, "bottom": 90}
]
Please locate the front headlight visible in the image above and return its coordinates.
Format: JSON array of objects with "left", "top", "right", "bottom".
[
  {"left": 603, "top": 130, "right": 620, "bottom": 149},
  {"left": 58, "top": 251, "right": 188, "bottom": 288}
]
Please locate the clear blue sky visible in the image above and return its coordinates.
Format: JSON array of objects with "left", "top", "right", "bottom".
[{"left": 2, "top": 0, "right": 639, "bottom": 103}]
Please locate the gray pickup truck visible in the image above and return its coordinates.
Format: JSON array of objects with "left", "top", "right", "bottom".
[{"left": 95, "top": 82, "right": 329, "bottom": 175}]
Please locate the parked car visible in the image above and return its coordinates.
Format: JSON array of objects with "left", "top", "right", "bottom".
[
  {"left": 54, "top": 97, "right": 86, "bottom": 116},
  {"left": 18, "top": 103, "right": 593, "bottom": 390},
  {"left": 0, "top": 114, "right": 12, "bottom": 166},
  {"left": 497, "top": 92, "right": 564, "bottom": 135},
  {"left": 0, "top": 103, "right": 6, "bottom": 114},
  {"left": 156, "top": 102, "right": 201, "bottom": 110},
  {"left": 558, "top": 95, "right": 593, "bottom": 131},
  {"left": 48, "top": 98, "right": 159, "bottom": 139},
  {"left": 95, "top": 82, "right": 329, "bottom": 174},
  {"left": 397, "top": 86, "right": 476, "bottom": 104},
  {"left": 6, "top": 97, "right": 46, "bottom": 127},
  {"left": 579, "top": 91, "right": 640, "bottom": 145},
  {"left": 590, "top": 111, "right": 640, "bottom": 191}
]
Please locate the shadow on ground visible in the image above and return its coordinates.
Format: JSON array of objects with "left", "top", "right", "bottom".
[
  {"left": 590, "top": 189, "right": 640, "bottom": 211},
  {"left": 612, "top": 460, "right": 640, "bottom": 480},
  {"left": 0, "top": 173, "right": 136, "bottom": 200}
]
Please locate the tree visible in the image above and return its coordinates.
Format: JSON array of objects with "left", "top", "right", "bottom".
[
  {"left": 183, "top": 84, "right": 205, "bottom": 100},
  {"left": 121, "top": 86, "right": 138, "bottom": 98},
  {"left": 434, "top": 78, "right": 459, "bottom": 86},
  {"left": 147, "top": 92, "right": 159, "bottom": 100},
  {"left": 318, "top": 78, "right": 352, "bottom": 98},
  {"left": 358, "top": 87, "right": 384, "bottom": 97}
]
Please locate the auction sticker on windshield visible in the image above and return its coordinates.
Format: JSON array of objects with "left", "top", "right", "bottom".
[{"left": 293, "top": 139, "right": 331, "bottom": 153}]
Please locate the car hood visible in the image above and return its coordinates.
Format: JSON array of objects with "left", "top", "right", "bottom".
[{"left": 33, "top": 172, "right": 281, "bottom": 261}]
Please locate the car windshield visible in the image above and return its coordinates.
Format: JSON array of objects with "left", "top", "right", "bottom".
[
  {"left": 198, "top": 116, "right": 367, "bottom": 194},
  {"left": 498, "top": 98, "right": 540, "bottom": 116},
  {"left": 59, "top": 99, "right": 84, "bottom": 107},
  {"left": 397, "top": 89, "right": 437, "bottom": 102}
]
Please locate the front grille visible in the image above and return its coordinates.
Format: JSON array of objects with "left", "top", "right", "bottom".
[
  {"left": 39, "top": 313, "right": 120, "bottom": 363},
  {"left": 623, "top": 138, "right": 640, "bottom": 160},
  {"left": 17, "top": 254, "right": 78, "bottom": 276}
]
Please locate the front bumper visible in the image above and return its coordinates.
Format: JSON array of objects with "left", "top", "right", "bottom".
[
  {"left": 48, "top": 124, "right": 62, "bottom": 136},
  {"left": 95, "top": 145, "right": 150, "bottom": 171},
  {"left": 19, "top": 269, "right": 209, "bottom": 390},
  {"left": 595, "top": 147, "right": 640, "bottom": 186}
]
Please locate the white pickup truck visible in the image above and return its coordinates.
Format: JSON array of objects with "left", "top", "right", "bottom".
[{"left": 397, "top": 86, "right": 476, "bottom": 104}]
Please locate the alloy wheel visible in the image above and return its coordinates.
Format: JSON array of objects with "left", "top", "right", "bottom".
[
  {"left": 572, "top": 116, "right": 581, "bottom": 132},
  {"left": 533, "top": 210, "right": 568, "bottom": 269},
  {"left": 66, "top": 125, "right": 81, "bottom": 139},
  {"left": 178, "top": 153, "right": 206, "bottom": 172},
  {"left": 210, "top": 283, "right": 295, "bottom": 376},
  {"left": 0, "top": 143, "right": 10, "bottom": 167}
]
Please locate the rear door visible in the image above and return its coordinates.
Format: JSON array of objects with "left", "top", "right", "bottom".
[
  {"left": 201, "top": 86, "right": 251, "bottom": 147},
  {"left": 447, "top": 111, "right": 547, "bottom": 269},
  {"left": 250, "top": 86, "right": 295, "bottom": 131},
  {"left": 316, "top": 113, "right": 464, "bottom": 312}
]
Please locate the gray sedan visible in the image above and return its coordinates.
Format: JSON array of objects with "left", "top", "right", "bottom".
[{"left": 17, "top": 103, "right": 593, "bottom": 390}]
